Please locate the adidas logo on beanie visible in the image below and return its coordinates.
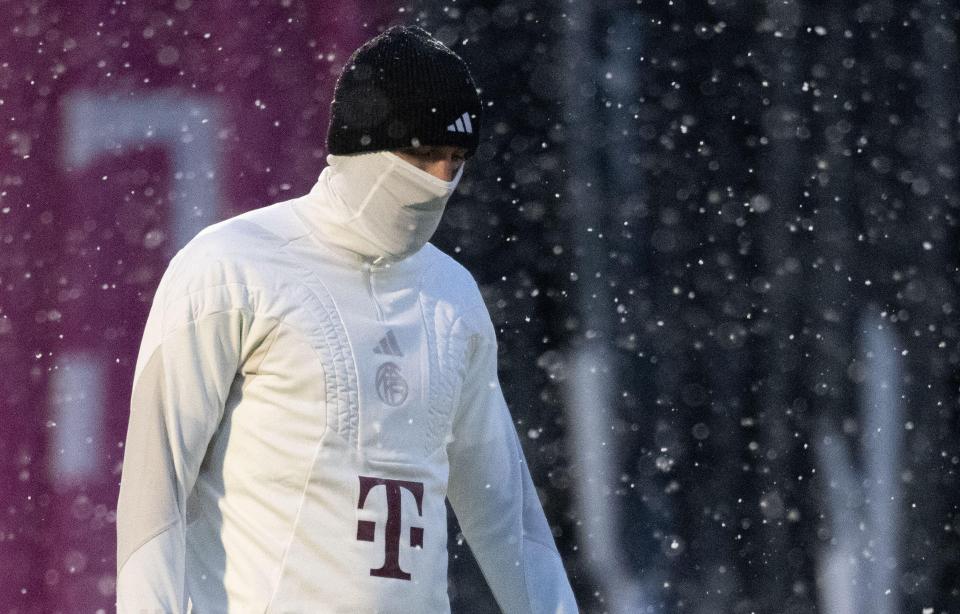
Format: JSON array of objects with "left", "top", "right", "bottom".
[
  {"left": 326, "top": 25, "right": 483, "bottom": 158},
  {"left": 446, "top": 112, "right": 473, "bottom": 134}
]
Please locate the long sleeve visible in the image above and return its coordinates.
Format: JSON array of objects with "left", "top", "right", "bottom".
[
  {"left": 446, "top": 305, "right": 578, "bottom": 614},
  {"left": 115, "top": 255, "right": 255, "bottom": 613}
]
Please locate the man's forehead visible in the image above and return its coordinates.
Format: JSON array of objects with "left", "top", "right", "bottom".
[{"left": 399, "top": 145, "right": 468, "bottom": 155}]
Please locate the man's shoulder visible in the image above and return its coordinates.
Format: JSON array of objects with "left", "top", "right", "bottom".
[
  {"left": 186, "top": 198, "right": 307, "bottom": 256},
  {"left": 158, "top": 199, "right": 307, "bottom": 306},
  {"left": 418, "top": 243, "right": 488, "bottom": 316}
]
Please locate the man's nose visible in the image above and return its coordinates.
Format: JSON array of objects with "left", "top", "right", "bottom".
[{"left": 427, "top": 160, "right": 462, "bottom": 182}]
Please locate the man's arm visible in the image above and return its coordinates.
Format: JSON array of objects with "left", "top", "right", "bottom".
[
  {"left": 446, "top": 304, "right": 578, "bottom": 614},
  {"left": 115, "top": 255, "right": 255, "bottom": 613}
]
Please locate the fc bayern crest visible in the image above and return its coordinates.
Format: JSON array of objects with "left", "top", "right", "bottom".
[{"left": 375, "top": 362, "right": 408, "bottom": 407}]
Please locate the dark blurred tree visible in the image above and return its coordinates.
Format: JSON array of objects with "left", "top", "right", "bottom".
[{"left": 409, "top": 1, "right": 960, "bottom": 613}]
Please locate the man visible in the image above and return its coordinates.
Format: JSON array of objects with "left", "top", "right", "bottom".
[{"left": 116, "top": 25, "right": 578, "bottom": 613}]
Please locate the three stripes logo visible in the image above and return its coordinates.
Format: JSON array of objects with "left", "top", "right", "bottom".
[
  {"left": 373, "top": 329, "right": 403, "bottom": 357},
  {"left": 446, "top": 112, "right": 473, "bottom": 135}
]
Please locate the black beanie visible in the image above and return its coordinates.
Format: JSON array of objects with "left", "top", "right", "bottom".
[{"left": 326, "top": 25, "right": 483, "bottom": 157}]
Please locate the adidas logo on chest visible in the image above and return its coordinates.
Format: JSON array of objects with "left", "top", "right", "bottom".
[{"left": 373, "top": 329, "right": 403, "bottom": 357}]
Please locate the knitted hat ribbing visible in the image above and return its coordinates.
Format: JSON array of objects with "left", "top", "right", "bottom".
[{"left": 326, "top": 25, "right": 483, "bottom": 157}]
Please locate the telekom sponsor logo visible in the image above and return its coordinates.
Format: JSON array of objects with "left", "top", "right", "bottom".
[{"left": 356, "top": 475, "right": 425, "bottom": 581}]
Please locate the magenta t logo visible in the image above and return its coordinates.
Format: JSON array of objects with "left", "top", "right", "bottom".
[{"left": 356, "top": 476, "right": 425, "bottom": 580}]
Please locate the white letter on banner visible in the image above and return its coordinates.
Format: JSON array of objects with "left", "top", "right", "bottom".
[{"left": 62, "top": 90, "right": 222, "bottom": 251}]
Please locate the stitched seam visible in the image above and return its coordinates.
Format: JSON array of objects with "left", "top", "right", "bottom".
[
  {"left": 418, "top": 296, "right": 439, "bottom": 454},
  {"left": 446, "top": 302, "right": 493, "bottom": 431},
  {"left": 445, "top": 335, "right": 472, "bottom": 444},
  {"left": 349, "top": 156, "right": 396, "bottom": 222},
  {"left": 523, "top": 532, "right": 561, "bottom": 556},
  {"left": 161, "top": 213, "right": 304, "bottom": 311},
  {"left": 160, "top": 306, "right": 258, "bottom": 341},
  {"left": 236, "top": 213, "right": 307, "bottom": 248},
  {"left": 246, "top": 316, "right": 285, "bottom": 375},
  {"left": 161, "top": 280, "right": 266, "bottom": 311},
  {"left": 422, "top": 308, "right": 469, "bottom": 455},
  {"left": 263, "top": 337, "right": 328, "bottom": 613},
  {"left": 515, "top": 435, "right": 534, "bottom": 613},
  {"left": 116, "top": 517, "right": 179, "bottom": 574},
  {"left": 522, "top": 539, "right": 564, "bottom": 613},
  {"left": 292, "top": 271, "right": 359, "bottom": 446}
]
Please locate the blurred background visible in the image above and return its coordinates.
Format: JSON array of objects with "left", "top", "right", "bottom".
[{"left": 1, "top": 0, "right": 959, "bottom": 612}]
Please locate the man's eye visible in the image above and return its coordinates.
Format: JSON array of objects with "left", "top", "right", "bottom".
[{"left": 403, "top": 147, "right": 432, "bottom": 158}]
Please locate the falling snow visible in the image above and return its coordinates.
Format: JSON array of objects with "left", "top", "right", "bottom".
[{"left": 1, "top": 1, "right": 959, "bottom": 613}]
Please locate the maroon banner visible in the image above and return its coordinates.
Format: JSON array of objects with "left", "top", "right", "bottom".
[{"left": 0, "top": 2, "right": 398, "bottom": 610}]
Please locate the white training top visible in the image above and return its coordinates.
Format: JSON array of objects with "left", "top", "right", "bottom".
[{"left": 115, "top": 165, "right": 579, "bottom": 613}]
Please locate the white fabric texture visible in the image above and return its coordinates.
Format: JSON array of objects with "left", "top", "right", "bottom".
[
  {"left": 115, "top": 155, "right": 578, "bottom": 613},
  {"left": 313, "top": 151, "right": 463, "bottom": 262}
]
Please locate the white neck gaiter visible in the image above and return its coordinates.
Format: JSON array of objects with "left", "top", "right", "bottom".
[{"left": 303, "top": 150, "right": 463, "bottom": 263}]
